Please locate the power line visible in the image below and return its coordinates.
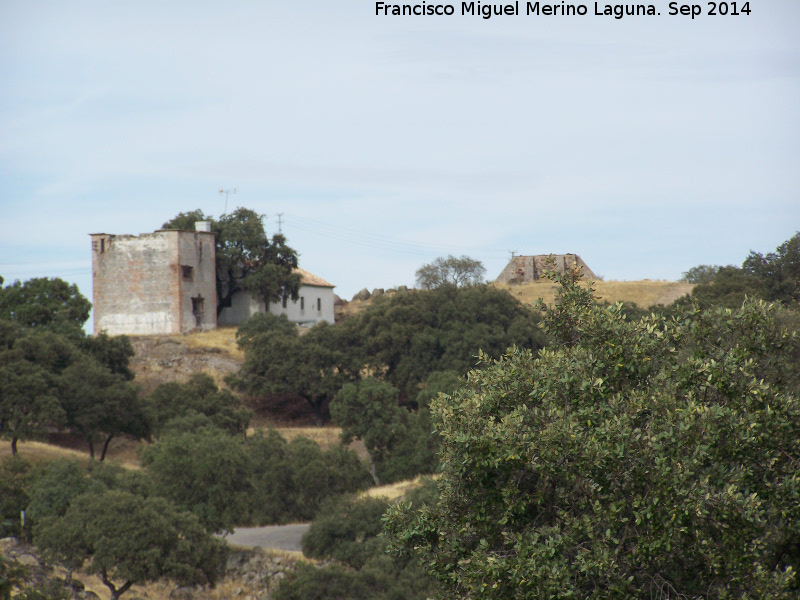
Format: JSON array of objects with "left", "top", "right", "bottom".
[{"left": 281, "top": 212, "right": 508, "bottom": 260}]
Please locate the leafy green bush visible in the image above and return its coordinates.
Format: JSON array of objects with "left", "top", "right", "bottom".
[
  {"left": 276, "top": 493, "right": 435, "bottom": 600},
  {"left": 274, "top": 557, "right": 433, "bottom": 600},
  {"left": 332, "top": 378, "right": 439, "bottom": 484},
  {"left": 141, "top": 428, "right": 253, "bottom": 533},
  {"left": 302, "top": 495, "right": 390, "bottom": 568},
  {"left": 145, "top": 373, "right": 251, "bottom": 437},
  {"left": 386, "top": 266, "right": 800, "bottom": 599},
  {"left": 245, "top": 431, "right": 372, "bottom": 525},
  {"left": 36, "top": 489, "right": 226, "bottom": 600},
  {"left": 0, "top": 457, "right": 31, "bottom": 538}
]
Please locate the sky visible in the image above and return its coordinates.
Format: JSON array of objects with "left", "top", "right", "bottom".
[{"left": 1, "top": 1, "right": 798, "bottom": 328}]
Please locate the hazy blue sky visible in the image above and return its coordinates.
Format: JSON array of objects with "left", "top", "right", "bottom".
[{"left": 1, "top": 1, "right": 798, "bottom": 320}]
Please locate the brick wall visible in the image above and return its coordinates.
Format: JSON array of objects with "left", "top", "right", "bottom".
[
  {"left": 495, "top": 254, "right": 597, "bottom": 284},
  {"left": 91, "top": 229, "right": 216, "bottom": 335}
]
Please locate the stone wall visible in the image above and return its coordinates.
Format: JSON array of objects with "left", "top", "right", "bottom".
[
  {"left": 91, "top": 229, "right": 216, "bottom": 336},
  {"left": 495, "top": 254, "right": 597, "bottom": 284}
]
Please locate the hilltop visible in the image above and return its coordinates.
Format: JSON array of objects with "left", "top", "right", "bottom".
[{"left": 336, "top": 279, "right": 694, "bottom": 319}]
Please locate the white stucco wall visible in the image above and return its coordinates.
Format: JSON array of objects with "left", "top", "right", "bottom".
[
  {"left": 220, "top": 284, "right": 335, "bottom": 327},
  {"left": 269, "top": 285, "right": 335, "bottom": 326}
]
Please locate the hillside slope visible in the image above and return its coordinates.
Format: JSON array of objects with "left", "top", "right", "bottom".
[{"left": 493, "top": 279, "right": 695, "bottom": 308}]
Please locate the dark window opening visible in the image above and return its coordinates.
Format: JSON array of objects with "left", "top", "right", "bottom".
[
  {"left": 317, "top": 298, "right": 321, "bottom": 312},
  {"left": 300, "top": 297, "right": 305, "bottom": 310},
  {"left": 282, "top": 296, "right": 288, "bottom": 309},
  {"left": 181, "top": 265, "right": 194, "bottom": 281},
  {"left": 192, "top": 297, "right": 204, "bottom": 328}
]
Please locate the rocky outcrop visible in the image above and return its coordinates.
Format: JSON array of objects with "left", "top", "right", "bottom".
[
  {"left": 0, "top": 537, "right": 100, "bottom": 600},
  {"left": 1, "top": 537, "right": 303, "bottom": 600},
  {"left": 129, "top": 337, "right": 242, "bottom": 394},
  {"left": 352, "top": 288, "right": 371, "bottom": 302}
]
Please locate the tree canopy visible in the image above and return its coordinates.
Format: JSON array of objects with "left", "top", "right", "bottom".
[
  {"left": 385, "top": 266, "right": 800, "bottom": 599},
  {"left": 36, "top": 489, "right": 226, "bottom": 600},
  {"left": 682, "top": 233, "right": 800, "bottom": 309},
  {"left": 162, "top": 208, "right": 301, "bottom": 316},
  {"left": 0, "top": 277, "right": 91, "bottom": 338},
  {"left": 350, "top": 285, "right": 545, "bottom": 400},
  {"left": 144, "top": 373, "right": 251, "bottom": 437},
  {"left": 415, "top": 255, "right": 486, "bottom": 289},
  {"left": 231, "top": 320, "right": 360, "bottom": 424},
  {"left": 743, "top": 231, "right": 800, "bottom": 303}
]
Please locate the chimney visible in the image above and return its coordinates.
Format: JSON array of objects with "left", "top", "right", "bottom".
[{"left": 195, "top": 221, "right": 212, "bottom": 233}]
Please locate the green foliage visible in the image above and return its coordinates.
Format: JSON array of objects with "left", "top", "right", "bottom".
[
  {"left": 303, "top": 495, "right": 391, "bottom": 568},
  {"left": 0, "top": 332, "right": 65, "bottom": 454},
  {"left": 275, "top": 494, "right": 435, "bottom": 600},
  {"left": 232, "top": 320, "right": 358, "bottom": 424},
  {"left": 0, "top": 457, "right": 31, "bottom": 538},
  {"left": 332, "top": 379, "right": 439, "bottom": 484},
  {"left": 352, "top": 285, "right": 545, "bottom": 400},
  {"left": 0, "top": 277, "right": 91, "bottom": 339},
  {"left": 78, "top": 332, "right": 135, "bottom": 380},
  {"left": 0, "top": 327, "right": 146, "bottom": 457},
  {"left": 163, "top": 208, "right": 300, "bottom": 316},
  {"left": 690, "top": 265, "right": 768, "bottom": 309},
  {"left": 282, "top": 437, "right": 373, "bottom": 522},
  {"left": 235, "top": 312, "right": 297, "bottom": 348},
  {"left": 414, "top": 370, "right": 463, "bottom": 409},
  {"left": 385, "top": 267, "right": 800, "bottom": 599},
  {"left": 743, "top": 231, "right": 800, "bottom": 303},
  {"left": 141, "top": 428, "right": 253, "bottom": 533},
  {"left": 682, "top": 233, "right": 800, "bottom": 310},
  {"left": 36, "top": 489, "right": 227, "bottom": 600},
  {"left": 681, "top": 264, "right": 722, "bottom": 284},
  {"left": 145, "top": 373, "right": 251, "bottom": 437},
  {"left": 403, "top": 476, "right": 440, "bottom": 509},
  {"left": 274, "top": 557, "right": 434, "bottom": 600},
  {"left": 245, "top": 431, "right": 372, "bottom": 524},
  {"left": 58, "top": 359, "right": 147, "bottom": 460},
  {"left": 0, "top": 556, "right": 27, "bottom": 600},
  {"left": 13, "top": 578, "right": 70, "bottom": 600},
  {"left": 416, "top": 255, "right": 486, "bottom": 289},
  {"left": 26, "top": 459, "right": 107, "bottom": 536}
]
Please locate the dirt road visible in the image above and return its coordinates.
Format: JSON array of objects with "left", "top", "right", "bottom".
[{"left": 224, "top": 524, "right": 311, "bottom": 552}]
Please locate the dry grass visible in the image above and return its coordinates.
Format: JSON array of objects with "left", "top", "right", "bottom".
[
  {"left": 0, "top": 439, "right": 142, "bottom": 469},
  {"left": 0, "top": 440, "right": 88, "bottom": 464},
  {"left": 182, "top": 326, "right": 244, "bottom": 360},
  {"left": 267, "top": 426, "right": 344, "bottom": 450},
  {"left": 360, "top": 474, "right": 436, "bottom": 501},
  {"left": 67, "top": 548, "right": 314, "bottom": 600},
  {"left": 492, "top": 280, "right": 694, "bottom": 309}
]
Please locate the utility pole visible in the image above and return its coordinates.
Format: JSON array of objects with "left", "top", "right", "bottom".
[
  {"left": 219, "top": 187, "right": 237, "bottom": 214},
  {"left": 276, "top": 213, "right": 284, "bottom": 233}
]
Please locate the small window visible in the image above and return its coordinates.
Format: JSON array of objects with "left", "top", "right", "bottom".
[
  {"left": 300, "top": 297, "right": 305, "bottom": 310},
  {"left": 282, "top": 296, "right": 288, "bottom": 309},
  {"left": 181, "top": 265, "right": 194, "bottom": 281},
  {"left": 317, "top": 298, "right": 321, "bottom": 312},
  {"left": 192, "top": 297, "right": 204, "bottom": 327}
]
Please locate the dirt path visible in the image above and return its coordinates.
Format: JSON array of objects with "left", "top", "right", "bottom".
[{"left": 224, "top": 524, "right": 311, "bottom": 552}]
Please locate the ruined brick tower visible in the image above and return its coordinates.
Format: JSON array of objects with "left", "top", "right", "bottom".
[
  {"left": 90, "top": 222, "right": 217, "bottom": 335},
  {"left": 495, "top": 254, "right": 596, "bottom": 285}
]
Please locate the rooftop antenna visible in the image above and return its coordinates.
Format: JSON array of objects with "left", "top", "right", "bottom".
[
  {"left": 276, "top": 213, "right": 284, "bottom": 233},
  {"left": 219, "top": 187, "right": 236, "bottom": 214},
  {"left": 509, "top": 250, "right": 518, "bottom": 259}
]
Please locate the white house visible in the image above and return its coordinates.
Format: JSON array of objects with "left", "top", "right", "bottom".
[{"left": 217, "top": 267, "right": 335, "bottom": 327}]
